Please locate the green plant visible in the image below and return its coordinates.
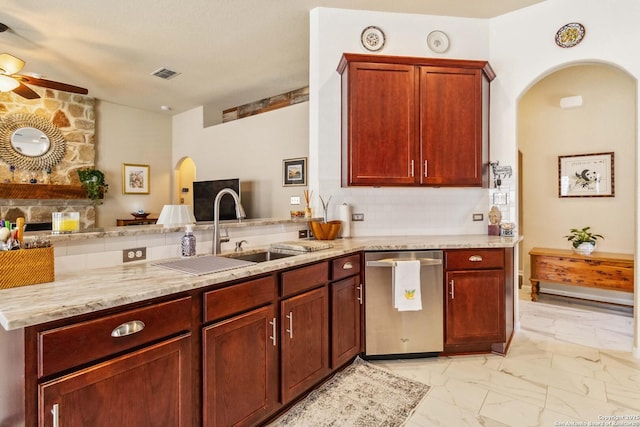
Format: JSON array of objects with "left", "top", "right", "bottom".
[
  {"left": 77, "top": 168, "right": 109, "bottom": 201},
  {"left": 564, "top": 226, "right": 603, "bottom": 248}
]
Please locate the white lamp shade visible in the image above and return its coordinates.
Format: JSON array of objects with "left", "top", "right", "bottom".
[
  {"left": 0, "top": 53, "right": 26, "bottom": 75},
  {"left": 156, "top": 205, "right": 196, "bottom": 227},
  {"left": 0, "top": 75, "right": 19, "bottom": 92}
]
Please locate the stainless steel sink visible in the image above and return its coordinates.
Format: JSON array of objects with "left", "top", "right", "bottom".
[{"left": 226, "top": 250, "right": 297, "bottom": 263}]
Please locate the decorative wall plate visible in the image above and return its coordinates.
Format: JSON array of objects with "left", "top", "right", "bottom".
[
  {"left": 555, "top": 22, "right": 585, "bottom": 48},
  {"left": 427, "top": 30, "right": 450, "bottom": 53},
  {"left": 361, "top": 26, "right": 385, "bottom": 52}
]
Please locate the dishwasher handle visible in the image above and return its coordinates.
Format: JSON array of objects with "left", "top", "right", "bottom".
[{"left": 365, "top": 258, "right": 442, "bottom": 268}]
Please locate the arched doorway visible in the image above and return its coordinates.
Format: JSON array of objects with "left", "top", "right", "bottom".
[
  {"left": 518, "top": 63, "right": 636, "bottom": 307},
  {"left": 175, "top": 157, "right": 196, "bottom": 206}
]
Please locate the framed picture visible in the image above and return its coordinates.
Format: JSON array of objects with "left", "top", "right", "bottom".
[
  {"left": 558, "top": 152, "right": 614, "bottom": 197},
  {"left": 283, "top": 157, "right": 307, "bottom": 186},
  {"left": 122, "top": 163, "right": 150, "bottom": 194}
]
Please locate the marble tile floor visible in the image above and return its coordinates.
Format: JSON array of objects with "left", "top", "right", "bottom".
[{"left": 372, "top": 297, "right": 639, "bottom": 427}]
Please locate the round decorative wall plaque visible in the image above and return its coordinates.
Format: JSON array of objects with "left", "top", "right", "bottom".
[
  {"left": 555, "top": 22, "right": 585, "bottom": 48},
  {"left": 427, "top": 30, "right": 450, "bottom": 53},
  {"left": 361, "top": 26, "right": 386, "bottom": 52}
]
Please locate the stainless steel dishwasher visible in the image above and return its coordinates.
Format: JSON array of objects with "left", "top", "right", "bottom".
[{"left": 364, "top": 250, "right": 443, "bottom": 358}]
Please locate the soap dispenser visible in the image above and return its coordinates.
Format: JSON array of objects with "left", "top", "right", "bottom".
[{"left": 181, "top": 224, "right": 196, "bottom": 257}]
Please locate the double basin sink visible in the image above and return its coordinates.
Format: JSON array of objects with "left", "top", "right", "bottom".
[{"left": 154, "top": 249, "right": 300, "bottom": 276}]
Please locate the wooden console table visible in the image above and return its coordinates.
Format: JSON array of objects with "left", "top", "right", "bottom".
[
  {"left": 529, "top": 247, "right": 634, "bottom": 301},
  {"left": 116, "top": 218, "right": 158, "bottom": 226}
]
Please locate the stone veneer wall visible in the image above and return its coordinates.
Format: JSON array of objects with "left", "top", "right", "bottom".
[{"left": 0, "top": 88, "right": 97, "bottom": 228}]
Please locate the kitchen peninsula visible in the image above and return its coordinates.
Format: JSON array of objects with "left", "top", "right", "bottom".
[{"left": 0, "top": 222, "right": 520, "bottom": 426}]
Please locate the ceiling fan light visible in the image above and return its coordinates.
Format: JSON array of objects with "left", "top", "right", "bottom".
[
  {"left": 0, "top": 53, "right": 26, "bottom": 75},
  {"left": 0, "top": 75, "right": 19, "bottom": 92}
]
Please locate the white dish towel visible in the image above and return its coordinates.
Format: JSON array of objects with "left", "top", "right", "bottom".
[{"left": 392, "top": 260, "right": 422, "bottom": 311}]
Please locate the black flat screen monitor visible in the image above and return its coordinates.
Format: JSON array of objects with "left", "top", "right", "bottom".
[{"left": 193, "top": 179, "right": 241, "bottom": 221}]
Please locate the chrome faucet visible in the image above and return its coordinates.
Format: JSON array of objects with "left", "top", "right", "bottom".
[{"left": 213, "top": 188, "right": 246, "bottom": 255}]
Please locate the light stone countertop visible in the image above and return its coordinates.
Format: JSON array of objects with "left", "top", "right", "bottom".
[{"left": 0, "top": 234, "right": 521, "bottom": 331}]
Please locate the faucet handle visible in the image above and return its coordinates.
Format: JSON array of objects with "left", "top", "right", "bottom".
[{"left": 235, "top": 240, "right": 248, "bottom": 252}]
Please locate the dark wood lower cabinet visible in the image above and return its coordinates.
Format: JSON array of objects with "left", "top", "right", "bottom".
[
  {"left": 202, "top": 305, "right": 278, "bottom": 427},
  {"left": 330, "top": 276, "right": 362, "bottom": 368},
  {"left": 445, "top": 270, "right": 505, "bottom": 345},
  {"left": 38, "top": 334, "right": 191, "bottom": 427},
  {"left": 280, "top": 286, "right": 329, "bottom": 404}
]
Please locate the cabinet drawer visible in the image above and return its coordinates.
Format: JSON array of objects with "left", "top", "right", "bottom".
[
  {"left": 281, "top": 262, "right": 328, "bottom": 297},
  {"left": 204, "top": 275, "right": 276, "bottom": 323},
  {"left": 445, "top": 249, "right": 504, "bottom": 270},
  {"left": 38, "top": 297, "right": 191, "bottom": 378},
  {"left": 331, "top": 253, "right": 361, "bottom": 281}
]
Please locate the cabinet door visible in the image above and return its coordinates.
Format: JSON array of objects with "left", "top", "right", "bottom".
[
  {"left": 39, "top": 334, "right": 191, "bottom": 427},
  {"left": 343, "top": 62, "right": 418, "bottom": 186},
  {"left": 280, "top": 286, "right": 329, "bottom": 403},
  {"left": 202, "top": 305, "right": 277, "bottom": 427},
  {"left": 331, "top": 276, "right": 362, "bottom": 368},
  {"left": 420, "top": 67, "right": 485, "bottom": 186},
  {"left": 445, "top": 270, "right": 505, "bottom": 344}
]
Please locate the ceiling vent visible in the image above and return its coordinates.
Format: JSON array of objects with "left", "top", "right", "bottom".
[{"left": 151, "top": 67, "right": 181, "bottom": 80}]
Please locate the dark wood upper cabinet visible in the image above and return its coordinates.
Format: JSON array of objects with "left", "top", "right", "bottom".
[{"left": 338, "top": 53, "right": 495, "bottom": 187}]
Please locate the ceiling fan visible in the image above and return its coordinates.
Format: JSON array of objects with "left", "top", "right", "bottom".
[{"left": 0, "top": 52, "right": 89, "bottom": 99}]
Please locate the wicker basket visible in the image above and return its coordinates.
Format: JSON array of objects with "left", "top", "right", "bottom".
[{"left": 0, "top": 247, "right": 55, "bottom": 289}]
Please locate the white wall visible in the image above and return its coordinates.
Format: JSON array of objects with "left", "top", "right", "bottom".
[
  {"left": 310, "top": 8, "right": 498, "bottom": 236},
  {"left": 95, "top": 101, "right": 172, "bottom": 227},
  {"left": 172, "top": 103, "right": 309, "bottom": 219}
]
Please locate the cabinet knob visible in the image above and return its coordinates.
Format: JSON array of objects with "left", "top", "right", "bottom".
[
  {"left": 469, "top": 255, "right": 483, "bottom": 262},
  {"left": 111, "top": 320, "right": 146, "bottom": 337}
]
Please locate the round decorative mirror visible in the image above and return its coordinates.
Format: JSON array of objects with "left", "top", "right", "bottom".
[
  {"left": 11, "top": 127, "right": 51, "bottom": 157},
  {"left": 0, "top": 113, "right": 66, "bottom": 170}
]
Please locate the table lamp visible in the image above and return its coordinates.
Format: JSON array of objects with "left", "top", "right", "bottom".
[{"left": 156, "top": 205, "right": 196, "bottom": 227}]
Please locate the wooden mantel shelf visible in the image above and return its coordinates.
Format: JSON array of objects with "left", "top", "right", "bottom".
[{"left": 0, "top": 183, "right": 87, "bottom": 200}]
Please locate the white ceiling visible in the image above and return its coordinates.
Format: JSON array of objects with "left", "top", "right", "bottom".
[{"left": 1, "top": 0, "right": 542, "bottom": 120}]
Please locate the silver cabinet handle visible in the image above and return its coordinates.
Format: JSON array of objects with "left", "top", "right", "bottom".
[
  {"left": 51, "top": 403, "right": 60, "bottom": 427},
  {"left": 424, "top": 160, "right": 428, "bottom": 177},
  {"left": 410, "top": 160, "right": 415, "bottom": 177},
  {"left": 469, "top": 255, "right": 483, "bottom": 262},
  {"left": 286, "top": 312, "right": 293, "bottom": 339},
  {"left": 449, "top": 280, "right": 455, "bottom": 299},
  {"left": 111, "top": 320, "right": 145, "bottom": 337},
  {"left": 357, "top": 284, "right": 363, "bottom": 304},
  {"left": 269, "top": 317, "right": 277, "bottom": 347},
  {"left": 342, "top": 261, "right": 353, "bottom": 270}
]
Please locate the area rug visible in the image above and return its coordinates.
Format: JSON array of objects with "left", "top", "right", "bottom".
[{"left": 268, "top": 357, "right": 430, "bottom": 426}]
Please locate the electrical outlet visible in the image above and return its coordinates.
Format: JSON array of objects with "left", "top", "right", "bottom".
[
  {"left": 352, "top": 213, "right": 364, "bottom": 221},
  {"left": 122, "top": 247, "right": 146, "bottom": 263},
  {"left": 298, "top": 229, "right": 308, "bottom": 239},
  {"left": 290, "top": 196, "right": 301, "bottom": 205},
  {"left": 472, "top": 213, "right": 484, "bottom": 221}
]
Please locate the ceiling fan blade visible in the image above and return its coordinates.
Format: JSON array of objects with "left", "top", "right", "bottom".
[
  {"left": 15, "top": 74, "right": 88, "bottom": 95},
  {"left": 0, "top": 53, "right": 25, "bottom": 75},
  {"left": 12, "top": 82, "right": 40, "bottom": 99}
]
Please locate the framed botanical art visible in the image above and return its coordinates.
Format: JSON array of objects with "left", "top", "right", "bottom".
[
  {"left": 283, "top": 157, "right": 307, "bottom": 186},
  {"left": 558, "top": 152, "right": 614, "bottom": 197},
  {"left": 122, "top": 163, "right": 150, "bottom": 194}
]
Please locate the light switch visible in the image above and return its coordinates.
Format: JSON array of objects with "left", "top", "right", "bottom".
[{"left": 290, "top": 196, "right": 301, "bottom": 205}]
